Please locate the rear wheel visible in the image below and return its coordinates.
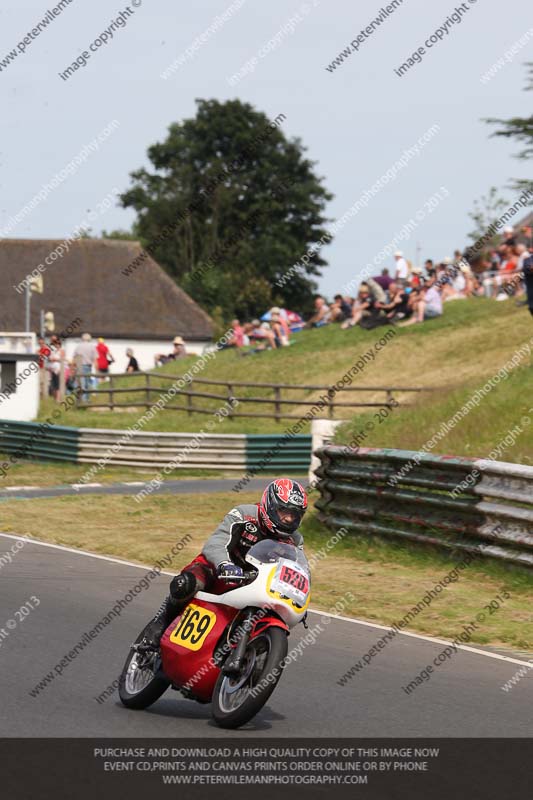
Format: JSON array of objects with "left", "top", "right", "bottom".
[
  {"left": 118, "top": 622, "right": 170, "bottom": 709},
  {"left": 212, "top": 627, "right": 288, "bottom": 729}
]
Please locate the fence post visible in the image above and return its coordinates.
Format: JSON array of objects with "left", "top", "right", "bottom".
[
  {"left": 386, "top": 389, "right": 394, "bottom": 408},
  {"left": 186, "top": 381, "right": 193, "bottom": 416},
  {"left": 109, "top": 375, "right": 114, "bottom": 411},
  {"left": 274, "top": 386, "right": 281, "bottom": 422},
  {"left": 59, "top": 358, "right": 66, "bottom": 401},
  {"left": 145, "top": 373, "right": 150, "bottom": 410},
  {"left": 227, "top": 383, "right": 235, "bottom": 417},
  {"left": 328, "top": 391, "right": 334, "bottom": 419}
]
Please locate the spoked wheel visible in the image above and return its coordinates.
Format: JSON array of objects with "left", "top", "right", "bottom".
[
  {"left": 212, "top": 627, "right": 288, "bottom": 728},
  {"left": 118, "top": 623, "right": 170, "bottom": 709}
]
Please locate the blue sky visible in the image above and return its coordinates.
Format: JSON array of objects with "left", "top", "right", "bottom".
[{"left": 1, "top": 0, "right": 531, "bottom": 296}]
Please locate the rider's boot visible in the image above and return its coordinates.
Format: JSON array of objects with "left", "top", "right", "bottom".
[
  {"left": 143, "top": 595, "right": 185, "bottom": 649},
  {"left": 143, "top": 572, "right": 198, "bottom": 649}
]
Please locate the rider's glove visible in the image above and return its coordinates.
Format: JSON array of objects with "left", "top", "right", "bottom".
[{"left": 217, "top": 561, "right": 244, "bottom": 580}]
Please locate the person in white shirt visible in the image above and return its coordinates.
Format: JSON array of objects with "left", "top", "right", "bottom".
[
  {"left": 394, "top": 251, "right": 409, "bottom": 281},
  {"left": 400, "top": 278, "right": 442, "bottom": 325}
]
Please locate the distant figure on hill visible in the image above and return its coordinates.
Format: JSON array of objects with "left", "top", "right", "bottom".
[
  {"left": 126, "top": 348, "right": 139, "bottom": 372},
  {"left": 154, "top": 336, "right": 187, "bottom": 366},
  {"left": 73, "top": 333, "right": 97, "bottom": 402}
]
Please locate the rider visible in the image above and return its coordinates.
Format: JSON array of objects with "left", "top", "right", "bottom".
[{"left": 145, "top": 478, "right": 308, "bottom": 647}]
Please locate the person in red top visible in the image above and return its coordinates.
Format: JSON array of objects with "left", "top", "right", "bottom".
[
  {"left": 96, "top": 338, "right": 114, "bottom": 381},
  {"left": 37, "top": 337, "right": 51, "bottom": 369},
  {"left": 223, "top": 319, "right": 245, "bottom": 348}
]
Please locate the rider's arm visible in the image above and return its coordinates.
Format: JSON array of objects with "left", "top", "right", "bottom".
[
  {"left": 202, "top": 508, "right": 244, "bottom": 567},
  {"left": 291, "top": 532, "right": 304, "bottom": 548}
]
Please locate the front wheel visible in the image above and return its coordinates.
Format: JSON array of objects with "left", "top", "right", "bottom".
[
  {"left": 118, "top": 622, "right": 170, "bottom": 709},
  {"left": 212, "top": 626, "right": 288, "bottom": 729}
]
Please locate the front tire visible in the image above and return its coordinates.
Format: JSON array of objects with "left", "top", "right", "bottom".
[
  {"left": 118, "top": 622, "right": 170, "bottom": 710},
  {"left": 212, "top": 627, "right": 288, "bottom": 729}
]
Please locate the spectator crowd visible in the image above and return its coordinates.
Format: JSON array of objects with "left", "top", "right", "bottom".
[
  {"left": 37, "top": 333, "right": 140, "bottom": 403},
  {"left": 34, "top": 224, "right": 533, "bottom": 393},
  {"left": 303, "top": 226, "right": 533, "bottom": 333}
]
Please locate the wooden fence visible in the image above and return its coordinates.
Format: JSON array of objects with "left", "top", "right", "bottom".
[{"left": 75, "top": 371, "right": 433, "bottom": 422}]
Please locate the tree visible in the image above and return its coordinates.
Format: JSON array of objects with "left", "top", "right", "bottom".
[
  {"left": 119, "top": 99, "right": 333, "bottom": 319},
  {"left": 101, "top": 228, "right": 138, "bottom": 240},
  {"left": 467, "top": 186, "right": 509, "bottom": 249},
  {"left": 486, "top": 63, "right": 533, "bottom": 194}
]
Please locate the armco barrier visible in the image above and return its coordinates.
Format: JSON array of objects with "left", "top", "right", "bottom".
[
  {"left": 0, "top": 420, "right": 311, "bottom": 473},
  {"left": 0, "top": 419, "right": 80, "bottom": 463},
  {"left": 314, "top": 445, "right": 533, "bottom": 568}
]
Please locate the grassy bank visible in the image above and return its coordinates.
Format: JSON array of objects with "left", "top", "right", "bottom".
[
  {"left": 35, "top": 299, "right": 533, "bottom": 436},
  {"left": 336, "top": 362, "right": 533, "bottom": 464},
  {"left": 1, "top": 492, "right": 531, "bottom": 651}
]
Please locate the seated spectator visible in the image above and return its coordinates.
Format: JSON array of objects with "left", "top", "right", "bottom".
[
  {"left": 222, "top": 319, "right": 245, "bottom": 349},
  {"left": 409, "top": 267, "right": 424, "bottom": 289},
  {"left": 424, "top": 259, "right": 434, "bottom": 273},
  {"left": 375, "top": 281, "right": 412, "bottom": 322},
  {"left": 306, "top": 296, "right": 331, "bottom": 328},
  {"left": 126, "top": 348, "right": 139, "bottom": 372},
  {"left": 329, "top": 294, "right": 353, "bottom": 323},
  {"left": 246, "top": 319, "right": 276, "bottom": 350},
  {"left": 270, "top": 311, "right": 290, "bottom": 347},
  {"left": 154, "top": 336, "right": 187, "bottom": 366},
  {"left": 270, "top": 308, "right": 291, "bottom": 342},
  {"left": 372, "top": 268, "right": 393, "bottom": 292},
  {"left": 400, "top": 279, "right": 442, "bottom": 325},
  {"left": 341, "top": 285, "right": 376, "bottom": 328}
]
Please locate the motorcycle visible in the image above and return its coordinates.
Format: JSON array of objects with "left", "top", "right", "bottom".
[{"left": 118, "top": 539, "right": 311, "bottom": 728}]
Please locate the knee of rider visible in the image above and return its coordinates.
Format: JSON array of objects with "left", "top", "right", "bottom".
[{"left": 169, "top": 570, "right": 197, "bottom": 600}]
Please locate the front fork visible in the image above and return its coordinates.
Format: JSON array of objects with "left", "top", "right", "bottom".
[{"left": 222, "top": 609, "right": 255, "bottom": 676}]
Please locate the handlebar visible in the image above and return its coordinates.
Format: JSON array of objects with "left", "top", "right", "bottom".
[{"left": 219, "top": 569, "right": 257, "bottom": 583}]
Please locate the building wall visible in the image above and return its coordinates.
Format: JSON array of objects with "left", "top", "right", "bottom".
[
  {"left": 0, "top": 357, "right": 39, "bottom": 422},
  {"left": 62, "top": 338, "right": 210, "bottom": 374}
]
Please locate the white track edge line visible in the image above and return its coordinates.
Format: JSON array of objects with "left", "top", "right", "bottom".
[{"left": 1, "top": 532, "right": 530, "bottom": 669}]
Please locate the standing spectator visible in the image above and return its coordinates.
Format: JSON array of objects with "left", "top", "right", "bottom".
[
  {"left": 73, "top": 333, "right": 97, "bottom": 403},
  {"left": 37, "top": 336, "right": 51, "bottom": 368},
  {"left": 394, "top": 251, "right": 409, "bottom": 282},
  {"left": 372, "top": 268, "right": 393, "bottom": 292},
  {"left": 96, "top": 337, "right": 114, "bottom": 381},
  {"left": 503, "top": 226, "right": 516, "bottom": 248},
  {"left": 126, "top": 348, "right": 140, "bottom": 372},
  {"left": 37, "top": 336, "right": 51, "bottom": 398},
  {"left": 306, "top": 296, "right": 331, "bottom": 328},
  {"left": 47, "top": 334, "right": 65, "bottom": 402}
]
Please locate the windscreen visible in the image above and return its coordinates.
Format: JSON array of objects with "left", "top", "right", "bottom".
[{"left": 246, "top": 539, "right": 310, "bottom": 573}]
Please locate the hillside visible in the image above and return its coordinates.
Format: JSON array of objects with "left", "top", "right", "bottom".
[{"left": 36, "top": 299, "right": 533, "bottom": 464}]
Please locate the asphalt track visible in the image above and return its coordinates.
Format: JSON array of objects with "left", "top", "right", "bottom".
[
  {"left": 1, "top": 533, "right": 531, "bottom": 737},
  {"left": 0, "top": 477, "right": 279, "bottom": 501}
]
